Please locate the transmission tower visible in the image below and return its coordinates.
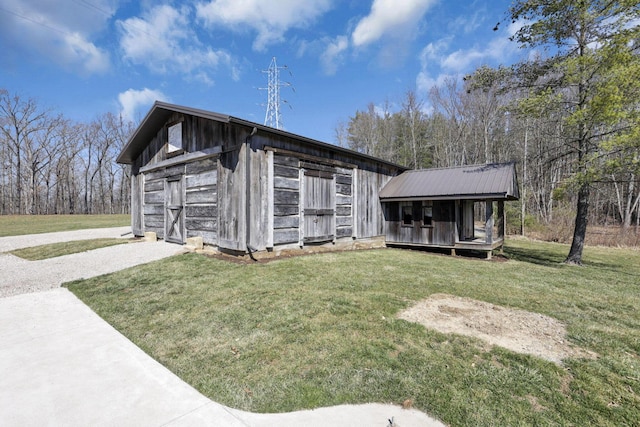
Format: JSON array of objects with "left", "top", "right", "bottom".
[{"left": 260, "top": 57, "right": 293, "bottom": 130}]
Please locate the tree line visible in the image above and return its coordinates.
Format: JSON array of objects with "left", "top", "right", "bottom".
[
  {"left": 0, "top": 89, "right": 135, "bottom": 216},
  {"left": 338, "top": 0, "right": 640, "bottom": 264},
  {"left": 2, "top": 1, "right": 637, "bottom": 265}
]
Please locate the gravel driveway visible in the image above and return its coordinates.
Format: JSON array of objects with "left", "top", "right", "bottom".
[{"left": 0, "top": 227, "right": 181, "bottom": 298}]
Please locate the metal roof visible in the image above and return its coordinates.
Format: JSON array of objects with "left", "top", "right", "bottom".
[
  {"left": 117, "top": 101, "right": 408, "bottom": 171},
  {"left": 379, "top": 162, "right": 519, "bottom": 201}
]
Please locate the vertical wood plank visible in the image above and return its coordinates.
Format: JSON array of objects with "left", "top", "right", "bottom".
[
  {"left": 497, "top": 200, "right": 505, "bottom": 240},
  {"left": 298, "top": 168, "right": 304, "bottom": 246},
  {"left": 131, "top": 174, "right": 144, "bottom": 236},
  {"left": 454, "top": 200, "right": 460, "bottom": 244},
  {"left": 352, "top": 168, "right": 358, "bottom": 238},
  {"left": 332, "top": 174, "right": 337, "bottom": 242},
  {"left": 485, "top": 200, "right": 494, "bottom": 244},
  {"left": 267, "top": 150, "right": 274, "bottom": 248}
]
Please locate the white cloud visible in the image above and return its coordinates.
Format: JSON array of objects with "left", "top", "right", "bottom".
[
  {"left": 416, "top": 71, "right": 454, "bottom": 93},
  {"left": 351, "top": 0, "right": 436, "bottom": 47},
  {"left": 196, "top": 0, "right": 332, "bottom": 51},
  {"left": 415, "top": 23, "right": 523, "bottom": 94},
  {"left": 118, "top": 88, "right": 169, "bottom": 122},
  {"left": 62, "top": 32, "right": 110, "bottom": 73},
  {"left": 448, "top": 9, "right": 485, "bottom": 35},
  {"left": 320, "top": 35, "right": 349, "bottom": 75},
  {"left": 0, "top": 0, "right": 113, "bottom": 74},
  {"left": 441, "top": 34, "right": 515, "bottom": 73},
  {"left": 420, "top": 37, "right": 453, "bottom": 62},
  {"left": 117, "top": 4, "right": 238, "bottom": 84}
]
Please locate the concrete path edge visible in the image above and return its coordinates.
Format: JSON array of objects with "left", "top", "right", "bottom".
[{"left": 0, "top": 228, "right": 445, "bottom": 427}]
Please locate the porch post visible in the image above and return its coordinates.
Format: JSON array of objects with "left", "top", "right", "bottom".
[
  {"left": 485, "top": 201, "right": 493, "bottom": 244},
  {"left": 497, "top": 200, "right": 505, "bottom": 240}
]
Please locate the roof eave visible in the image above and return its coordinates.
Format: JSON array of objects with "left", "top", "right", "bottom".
[
  {"left": 117, "top": 101, "right": 408, "bottom": 172},
  {"left": 228, "top": 116, "right": 407, "bottom": 171},
  {"left": 380, "top": 192, "right": 518, "bottom": 202}
]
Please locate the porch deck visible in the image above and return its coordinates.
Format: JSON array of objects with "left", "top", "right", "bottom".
[{"left": 386, "top": 225, "right": 504, "bottom": 258}]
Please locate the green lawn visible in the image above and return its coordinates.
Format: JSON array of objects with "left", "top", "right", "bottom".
[
  {"left": 0, "top": 214, "right": 129, "bottom": 237},
  {"left": 66, "top": 239, "right": 640, "bottom": 426},
  {"left": 9, "top": 238, "right": 130, "bottom": 260}
]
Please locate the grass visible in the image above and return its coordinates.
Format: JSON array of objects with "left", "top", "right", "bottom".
[
  {"left": 0, "top": 214, "right": 129, "bottom": 237},
  {"left": 9, "top": 238, "right": 130, "bottom": 260},
  {"left": 65, "top": 239, "right": 640, "bottom": 426}
]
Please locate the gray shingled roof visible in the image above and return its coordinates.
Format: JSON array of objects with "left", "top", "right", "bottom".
[{"left": 379, "top": 163, "right": 519, "bottom": 201}]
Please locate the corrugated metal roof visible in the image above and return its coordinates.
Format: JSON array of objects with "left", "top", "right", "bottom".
[
  {"left": 117, "top": 101, "right": 408, "bottom": 171},
  {"left": 379, "top": 163, "right": 519, "bottom": 201}
]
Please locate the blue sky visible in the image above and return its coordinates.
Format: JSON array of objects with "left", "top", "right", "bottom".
[{"left": 0, "top": 0, "right": 526, "bottom": 144}]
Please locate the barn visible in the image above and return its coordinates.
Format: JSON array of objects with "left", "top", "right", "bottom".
[
  {"left": 379, "top": 163, "right": 519, "bottom": 258},
  {"left": 116, "top": 101, "right": 407, "bottom": 255}
]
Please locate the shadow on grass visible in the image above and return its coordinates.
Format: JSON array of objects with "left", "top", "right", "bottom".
[{"left": 503, "top": 245, "right": 566, "bottom": 267}]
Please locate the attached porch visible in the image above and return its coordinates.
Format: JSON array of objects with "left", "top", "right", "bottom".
[
  {"left": 383, "top": 199, "right": 507, "bottom": 259},
  {"left": 379, "top": 163, "right": 519, "bottom": 259}
]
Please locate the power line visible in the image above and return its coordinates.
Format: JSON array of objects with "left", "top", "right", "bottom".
[
  {"left": 0, "top": 6, "right": 73, "bottom": 38},
  {"left": 0, "top": 4, "right": 160, "bottom": 47},
  {"left": 71, "top": 0, "right": 113, "bottom": 17}
]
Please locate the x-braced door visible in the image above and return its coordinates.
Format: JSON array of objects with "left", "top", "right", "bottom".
[
  {"left": 303, "top": 170, "right": 334, "bottom": 243},
  {"left": 165, "top": 177, "right": 185, "bottom": 244}
]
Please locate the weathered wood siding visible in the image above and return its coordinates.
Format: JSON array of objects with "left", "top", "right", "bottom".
[
  {"left": 355, "top": 168, "right": 391, "bottom": 238},
  {"left": 460, "top": 201, "right": 475, "bottom": 240},
  {"left": 272, "top": 154, "right": 300, "bottom": 245},
  {"left": 335, "top": 168, "right": 353, "bottom": 238},
  {"left": 384, "top": 200, "right": 456, "bottom": 246},
  {"left": 165, "top": 176, "right": 185, "bottom": 244},
  {"left": 303, "top": 170, "right": 335, "bottom": 242},
  {"left": 142, "top": 164, "right": 185, "bottom": 239},
  {"left": 433, "top": 201, "right": 456, "bottom": 245},
  {"left": 131, "top": 173, "right": 144, "bottom": 236},
  {"left": 133, "top": 113, "right": 225, "bottom": 244},
  {"left": 134, "top": 113, "right": 227, "bottom": 170},
  {"left": 217, "top": 140, "right": 245, "bottom": 251},
  {"left": 129, "top": 109, "right": 403, "bottom": 251},
  {"left": 185, "top": 158, "right": 217, "bottom": 244},
  {"left": 247, "top": 140, "right": 270, "bottom": 251}
]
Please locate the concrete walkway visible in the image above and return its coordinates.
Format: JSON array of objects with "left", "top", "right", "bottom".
[{"left": 0, "top": 228, "right": 445, "bottom": 427}]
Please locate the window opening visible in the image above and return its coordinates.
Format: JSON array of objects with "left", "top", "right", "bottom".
[
  {"left": 167, "top": 122, "right": 182, "bottom": 153},
  {"left": 402, "top": 204, "right": 413, "bottom": 226},
  {"left": 422, "top": 202, "right": 433, "bottom": 226}
]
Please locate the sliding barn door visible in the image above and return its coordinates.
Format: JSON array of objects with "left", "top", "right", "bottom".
[
  {"left": 303, "top": 170, "right": 334, "bottom": 243},
  {"left": 165, "top": 177, "right": 185, "bottom": 244}
]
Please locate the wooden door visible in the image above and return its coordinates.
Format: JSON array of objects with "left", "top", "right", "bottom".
[
  {"left": 304, "top": 170, "right": 334, "bottom": 242},
  {"left": 433, "top": 201, "right": 455, "bottom": 246},
  {"left": 460, "top": 200, "right": 475, "bottom": 241},
  {"left": 165, "top": 177, "right": 185, "bottom": 244}
]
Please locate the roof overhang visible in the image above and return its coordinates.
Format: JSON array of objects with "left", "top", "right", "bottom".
[
  {"left": 380, "top": 193, "right": 517, "bottom": 202},
  {"left": 379, "top": 162, "right": 520, "bottom": 201}
]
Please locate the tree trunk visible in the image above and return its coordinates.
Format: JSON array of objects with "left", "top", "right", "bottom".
[
  {"left": 521, "top": 121, "right": 528, "bottom": 236},
  {"left": 565, "top": 182, "right": 590, "bottom": 265}
]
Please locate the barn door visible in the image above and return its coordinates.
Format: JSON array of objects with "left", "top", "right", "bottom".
[
  {"left": 303, "top": 170, "right": 334, "bottom": 243},
  {"left": 165, "top": 177, "right": 185, "bottom": 244}
]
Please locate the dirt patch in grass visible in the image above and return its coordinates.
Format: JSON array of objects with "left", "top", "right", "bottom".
[{"left": 399, "top": 293, "right": 597, "bottom": 364}]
